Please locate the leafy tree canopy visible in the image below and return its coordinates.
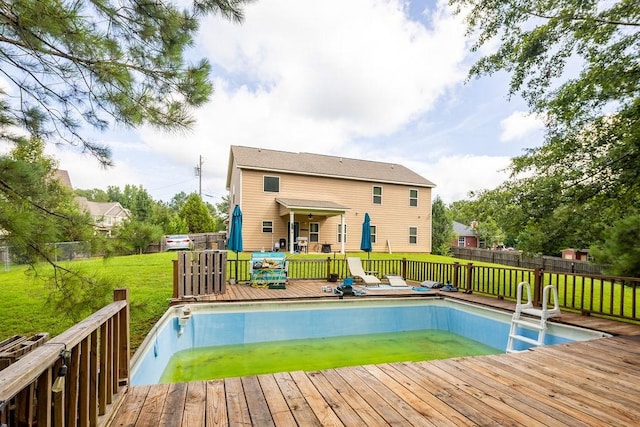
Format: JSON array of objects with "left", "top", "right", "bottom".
[
  {"left": 0, "top": 0, "right": 249, "bottom": 164},
  {"left": 179, "top": 193, "right": 215, "bottom": 233},
  {"left": 431, "top": 196, "right": 454, "bottom": 255},
  {"left": 452, "top": 0, "right": 640, "bottom": 259}
]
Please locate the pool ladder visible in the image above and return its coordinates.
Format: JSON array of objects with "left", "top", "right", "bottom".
[{"left": 506, "top": 282, "right": 561, "bottom": 353}]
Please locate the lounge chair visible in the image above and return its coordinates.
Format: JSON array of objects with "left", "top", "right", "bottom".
[
  {"left": 346, "top": 257, "right": 381, "bottom": 285},
  {"left": 385, "top": 275, "right": 407, "bottom": 287}
]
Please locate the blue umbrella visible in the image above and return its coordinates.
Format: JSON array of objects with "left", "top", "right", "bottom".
[
  {"left": 360, "top": 213, "right": 372, "bottom": 261},
  {"left": 228, "top": 205, "right": 243, "bottom": 281}
]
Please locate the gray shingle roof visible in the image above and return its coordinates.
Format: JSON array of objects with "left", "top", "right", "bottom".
[
  {"left": 453, "top": 221, "right": 476, "bottom": 236},
  {"left": 228, "top": 145, "right": 435, "bottom": 188}
]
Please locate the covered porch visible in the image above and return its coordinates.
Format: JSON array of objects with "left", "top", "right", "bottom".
[{"left": 275, "top": 198, "right": 350, "bottom": 254}]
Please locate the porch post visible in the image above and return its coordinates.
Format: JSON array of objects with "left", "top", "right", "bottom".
[
  {"left": 340, "top": 214, "right": 345, "bottom": 254},
  {"left": 289, "top": 211, "right": 295, "bottom": 253}
]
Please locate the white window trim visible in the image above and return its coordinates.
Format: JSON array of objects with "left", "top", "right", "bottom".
[
  {"left": 372, "top": 185, "right": 382, "bottom": 205},
  {"left": 338, "top": 223, "right": 347, "bottom": 243},
  {"left": 409, "top": 189, "right": 418, "bottom": 207},
  {"left": 409, "top": 226, "right": 418, "bottom": 244}
]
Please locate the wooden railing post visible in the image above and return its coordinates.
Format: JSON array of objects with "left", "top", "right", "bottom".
[
  {"left": 533, "top": 269, "right": 543, "bottom": 307},
  {"left": 465, "top": 263, "right": 474, "bottom": 291},
  {"left": 452, "top": 262, "right": 460, "bottom": 288},
  {"left": 114, "top": 288, "right": 130, "bottom": 387},
  {"left": 326, "top": 257, "right": 331, "bottom": 280},
  {"left": 402, "top": 258, "right": 407, "bottom": 279}
]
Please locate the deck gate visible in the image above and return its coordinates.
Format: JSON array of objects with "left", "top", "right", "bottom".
[{"left": 174, "top": 250, "right": 227, "bottom": 298}]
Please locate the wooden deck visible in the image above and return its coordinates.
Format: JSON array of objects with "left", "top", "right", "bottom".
[{"left": 110, "top": 281, "right": 640, "bottom": 426}]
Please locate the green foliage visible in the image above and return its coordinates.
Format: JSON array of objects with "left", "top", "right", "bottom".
[
  {"left": 0, "top": 138, "right": 95, "bottom": 263},
  {"left": 431, "top": 196, "right": 454, "bottom": 255},
  {"left": 113, "top": 220, "right": 164, "bottom": 255},
  {"left": 452, "top": 0, "right": 640, "bottom": 256},
  {"left": 107, "top": 185, "right": 155, "bottom": 222},
  {"left": 74, "top": 188, "right": 110, "bottom": 202},
  {"left": 0, "top": 0, "right": 250, "bottom": 163},
  {"left": 45, "top": 268, "right": 115, "bottom": 323},
  {"left": 179, "top": 193, "right": 215, "bottom": 233},
  {"left": 591, "top": 215, "right": 640, "bottom": 277}
]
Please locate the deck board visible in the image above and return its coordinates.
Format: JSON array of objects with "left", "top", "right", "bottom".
[{"left": 110, "top": 281, "right": 640, "bottom": 426}]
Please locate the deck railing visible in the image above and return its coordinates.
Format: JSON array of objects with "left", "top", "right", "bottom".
[
  {"left": 224, "top": 256, "right": 640, "bottom": 322},
  {"left": 0, "top": 289, "right": 130, "bottom": 427}
]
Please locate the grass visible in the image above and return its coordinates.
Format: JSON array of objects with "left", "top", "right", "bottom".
[{"left": 0, "top": 251, "right": 453, "bottom": 351}]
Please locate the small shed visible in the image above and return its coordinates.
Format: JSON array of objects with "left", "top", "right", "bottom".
[{"left": 561, "top": 248, "right": 590, "bottom": 261}]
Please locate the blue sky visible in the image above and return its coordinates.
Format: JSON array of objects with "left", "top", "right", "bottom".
[{"left": 50, "top": 0, "right": 545, "bottom": 205}]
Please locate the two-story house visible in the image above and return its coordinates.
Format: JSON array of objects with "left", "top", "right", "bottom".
[
  {"left": 74, "top": 196, "right": 131, "bottom": 236},
  {"left": 226, "top": 146, "right": 436, "bottom": 253}
]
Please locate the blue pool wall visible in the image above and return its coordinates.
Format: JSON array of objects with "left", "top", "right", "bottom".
[{"left": 131, "top": 298, "right": 607, "bottom": 386}]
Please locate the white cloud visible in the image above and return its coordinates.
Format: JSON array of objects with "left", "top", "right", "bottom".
[
  {"left": 499, "top": 111, "right": 545, "bottom": 142},
  {"left": 424, "top": 154, "right": 511, "bottom": 203},
  {"left": 49, "top": 0, "right": 529, "bottom": 206}
]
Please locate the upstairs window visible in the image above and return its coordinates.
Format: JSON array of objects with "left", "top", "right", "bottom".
[
  {"left": 262, "top": 221, "right": 273, "bottom": 233},
  {"left": 409, "top": 227, "right": 418, "bottom": 244},
  {"left": 370, "top": 225, "right": 377, "bottom": 244},
  {"left": 264, "top": 176, "right": 280, "bottom": 193},
  {"left": 372, "top": 186, "right": 382, "bottom": 204},
  {"left": 409, "top": 189, "right": 418, "bottom": 207}
]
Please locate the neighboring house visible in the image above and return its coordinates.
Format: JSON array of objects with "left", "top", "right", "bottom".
[
  {"left": 226, "top": 146, "right": 436, "bottom": 253},
  {"left": 74, "top": 197, "right": 131, "bottom": 236},
  {"left": 453, "top": 221, "right": 479, "bottom": 248}
]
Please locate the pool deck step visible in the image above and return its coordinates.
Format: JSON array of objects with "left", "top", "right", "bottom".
[{"left": 110, "top": 334, "right": 640, "bottom": 426}]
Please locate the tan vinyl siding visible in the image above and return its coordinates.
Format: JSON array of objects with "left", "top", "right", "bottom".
[{"left": 237, "top": 170, "right": 432, "bottom": 253}]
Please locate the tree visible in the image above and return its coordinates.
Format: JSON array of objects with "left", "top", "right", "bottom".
[
  {"left": 179, "top": 193, "right": 215, "bottom": 233},
  {"left": 74, "top": 188, "right": 110, "bottom": 202},
  {"left": 112, "top": 220, "right": 164, "bottom": 255},
  {"left": 453, "top": 0, "right": 640, "bottom": 256},
  {"left": 590, "top": 215, "right": 640, "bottom": 277},
  {"left": 1, "top": 0, "right": 249, "bottom": 164},
  {"left": 0, "top": 138, "right": 94, "bottom": 263},
  {"left": 431, "top": 196, "right": 454, "bottom": 255}
]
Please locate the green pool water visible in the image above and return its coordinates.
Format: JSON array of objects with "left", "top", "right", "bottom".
[{"left": 160, "top": 329, "right": 501, "bottom": 383}]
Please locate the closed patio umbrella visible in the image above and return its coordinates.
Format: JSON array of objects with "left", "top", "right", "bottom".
[
  {"left": 228, "top": 205, "right": 243, "bottom": 282},
  {"left": 360, "top": 212, "right": 372, "bottom": 263}
]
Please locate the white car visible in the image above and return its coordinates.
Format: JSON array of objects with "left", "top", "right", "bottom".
[{"left": 165, "top": 235, "right": 194, "bottom": 251}]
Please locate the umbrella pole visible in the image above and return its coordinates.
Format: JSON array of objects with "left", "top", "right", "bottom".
[{"left": 235, "top": 252, "right": 239, "bottom": 282}]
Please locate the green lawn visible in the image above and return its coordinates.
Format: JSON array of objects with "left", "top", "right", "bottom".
[{"left": 0, "top": 251, "right": 454, "bottom": 351}]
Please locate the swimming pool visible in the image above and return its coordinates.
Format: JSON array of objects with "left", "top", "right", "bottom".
[{"left": 130, "top": 298, "right": 609, "bottom": 386}]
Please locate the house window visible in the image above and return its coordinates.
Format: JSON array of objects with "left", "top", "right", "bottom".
[
  {"left": 372, "top": 186, "right": 382, "bottom": 204},
  {"left": 338, "top": 224, "right": 347, "bottom": 243},
  {"left": 310, "top": 223, "right": 319, "bottom": 242},
  {"left": 458, "top": 237, "right": 465, "bottom": 247},
  {"left": 409, "top": 189, "right": 418, "bottom": 207},
  {"left": 370, "top": 225, "right": 377, "bottom": 244},
  {"left": 262, "top": 221, "right": 273, "bottom": 233},
  {"left": 409, "top": 227, "right": 418, "bottom": 244},
  {"left": 263, "top": 176, "right": 280, "bottom": 193}
]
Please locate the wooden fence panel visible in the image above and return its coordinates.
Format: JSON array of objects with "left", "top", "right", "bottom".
[{"left": 174, "top": 251, "right": 227, "bottom": 298}]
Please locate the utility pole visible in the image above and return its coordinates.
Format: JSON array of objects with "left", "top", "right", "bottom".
[{"left": 194, "top": 155, "right": 203, "bottom": 197}]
